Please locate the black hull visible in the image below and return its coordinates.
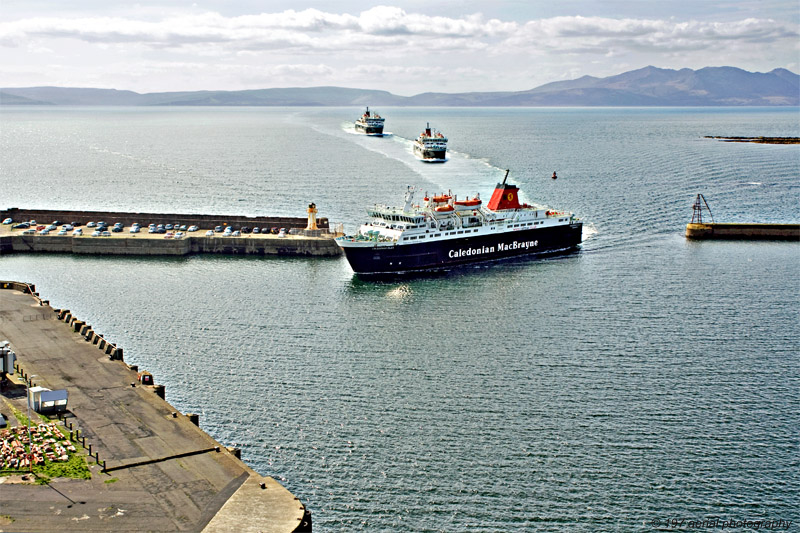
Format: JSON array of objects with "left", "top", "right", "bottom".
[
  {"left": 413, "top": 145, "right": 446, "bottom": 161},
  {"left": 340, "top": 223, "right": 582, "bottom": 274},
  {"left": 355, "top": 122, "right": 384, "bottom": 135}
]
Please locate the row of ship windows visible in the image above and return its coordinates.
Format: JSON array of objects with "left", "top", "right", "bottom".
[
  {"left": 510, "top": 221, "right": 546, "bottom": 228},
  {"left": 398, "top": 218, "right": 563, "bottom": 241},
  {"left": 402, "top": 228, "right": 479, "bottom": 241}
]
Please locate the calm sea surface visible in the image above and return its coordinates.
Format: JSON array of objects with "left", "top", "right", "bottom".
[{"left": 1, "top": 106, "right": 798, "bottom": 531}]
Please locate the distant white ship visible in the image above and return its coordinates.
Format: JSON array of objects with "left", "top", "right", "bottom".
[
  {"left": 413, "top": 123, "right": 447, "bottom": 162},
  {"left": 354, "top": 107, "right": 385, "bottom": 136}
]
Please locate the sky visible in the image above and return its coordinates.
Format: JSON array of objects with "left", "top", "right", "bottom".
[{"left": 1, "top": 1, "right": 798, "bottom": 95}]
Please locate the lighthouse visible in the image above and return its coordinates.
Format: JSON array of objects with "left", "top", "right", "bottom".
[{"left": 306, "top": 202, "right": 318, "bottom": 230}]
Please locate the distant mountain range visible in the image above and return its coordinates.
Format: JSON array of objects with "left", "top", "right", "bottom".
[{"left": 2, "top": 66, "right": 797, "bottom": 107}]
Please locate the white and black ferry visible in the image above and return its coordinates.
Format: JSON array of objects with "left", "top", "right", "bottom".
[
  {"left": 354, "top": 107, "right": 385, "bottom": 135},
  {"left": 413, "top": 123, "right": 447, "bottom": 161},
  {"left": 336, "top": 171, "right": 583, "bottom": 274}
]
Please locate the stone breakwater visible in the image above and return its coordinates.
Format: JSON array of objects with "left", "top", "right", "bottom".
[
  {"left": 0, "top": 232, "right": 342, "bottom": 256},
  {"left": 685, "top": 223, "right": 800, "bottom": 240},
  {"left": 0, "top": 208, "right": 342, "bottom": 257}
]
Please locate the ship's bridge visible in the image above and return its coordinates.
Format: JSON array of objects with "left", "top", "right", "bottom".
[{"left": 367, "top": 206, "right": 425, "bottom": 226}]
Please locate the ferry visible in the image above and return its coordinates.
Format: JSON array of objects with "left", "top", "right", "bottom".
[
  {"left": 413, "top": 123, "right": 447, "bottom": 162},
  {"left": 336, "top": 171, "right": 583, "bottom": 274},
  {"left": 354, "top": 107, "right": 385, "bottom": 136}
]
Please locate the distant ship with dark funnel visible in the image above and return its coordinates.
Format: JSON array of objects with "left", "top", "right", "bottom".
[
  {"left": 413, "top": 123, "right": 447, "bottom": 162},
  {"left": 354, "top": 107, "right": 385, "bottom": 136}
]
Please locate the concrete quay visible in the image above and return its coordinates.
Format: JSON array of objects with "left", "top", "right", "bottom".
[
  {"left": 685, "top": 222, "right": 800, "bottom": 240},
  {"left": 0, "top": 282, "right": 311, "bottom": 532}
]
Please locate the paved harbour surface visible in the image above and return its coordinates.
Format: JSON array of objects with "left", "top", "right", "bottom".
[{"left": 0, "top": 285, "right": 309, "bottom": 532}]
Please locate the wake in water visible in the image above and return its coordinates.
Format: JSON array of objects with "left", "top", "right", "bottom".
[
  {"left": 334, "top": 120, "right": 504, "bottom": 197},
  {"left": 582, "top": 222, "right": 599, "bottom": 242}
]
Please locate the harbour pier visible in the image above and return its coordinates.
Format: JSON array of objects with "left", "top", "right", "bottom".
[
  {"left": 684, "top": 194, "right": 800, "bottom": 241},
  {"left": 0, "top": 282, "right": 311, "bottom": 532},
  {"left": 0, "top": 207, "right": 343, "bottom": 257}
]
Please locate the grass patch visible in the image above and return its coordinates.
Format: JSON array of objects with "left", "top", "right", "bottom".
[
  {"left": 104, "top": 477, "right": 118, "bottom": 484},
  {"left": 33, "top": 451, "right": 91, "bottom": 480},
  {"left": 2, "top": 414, "right": 91, "bottom": 480}
]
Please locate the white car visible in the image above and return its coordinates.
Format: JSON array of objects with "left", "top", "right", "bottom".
[
  {"left": 130, "top": 226, "right": 140, "bottom": 233},
  {"left": 187, "top": 225, "right": 199, "bottom": 232},
  {"left": 58, "top": 229, "right": 67, "bottom": 235},
  {"left": 205, "top": 230, "right": 214, "bottom": 236},
  {"left": 72, "top": 228, "right": 82, "bottom": 235},
  {"left": 2, "top": 218, "right": 12, "bottom": 225},
  {"left": 92, "top": 230, "right": 102, "bottom": 237}
]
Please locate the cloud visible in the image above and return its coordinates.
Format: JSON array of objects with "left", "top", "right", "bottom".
[
  {"left": 2, "top": 9, "right": 795, "bottom": 56},
  {"left": 508, "top": 16, "right": 798, "bottom": 55},
  {"left": 1, "top": 7, "right": 797, "bottom": 92}
]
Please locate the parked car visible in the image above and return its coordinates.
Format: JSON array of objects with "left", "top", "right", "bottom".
[
  {"left": 232, "top": 230, "right": 241, "bottom": 237},
  {"left": 174, "top": 232, "right": 185, "bottom": 239},
  {"left": 12, "top": 222, "right": 29, "bottom": 229},
  {"left": 58, "top": 229, "right": 67, "bottom": 235},
  {"left": 241, "top": 227, "right": 251, "bottom": 234},
  {"left": 179, "top": 225, "right": 187, "bottom": 231},
  {"left": 2, "top": 218, "right": 12, "bottom": 225},
  {"left": 111, "top": 226, "right": 123, "bottom": 232},
  {"left": 63, "top": 224, "right": 74, "bottom": 231},
  {"left": 205, "top": 230, "right": 214, "bottom": 236},
  {"left": 72, "top": 228, "right": 82, "bottom": 235},
  {"left": 38, "top": 229, "right": 49, "bottom": 235},
  {"left": 278, "top": 228, "right": 287, "bottom": 237},
  {"left": 270, "top": 227, "right": 279, "bottom": 234},
  {"left": 22, "top": 229, "right": 35, "bottom": 235},
  {"left": 101, "top": 231, "right": 111, "bottom": 237},
  {"left": 187, "top": 225, "right": 198, "bottom": 232},
  {"left": 87, "top": 221, "right": 96, "bottom": 227},
  {"left": 214, "top": 226, "right": 223, "bottom": 233},
  {"left": 252, "top": 227, "right": 260, "bottom": 234},
  {"left": 130, "top": 226, "right": 140, "bottom": 233}
]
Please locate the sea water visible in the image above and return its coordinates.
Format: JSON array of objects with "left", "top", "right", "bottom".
[{"left": 1, "top": 106, "right": 798, "bottom": 531}]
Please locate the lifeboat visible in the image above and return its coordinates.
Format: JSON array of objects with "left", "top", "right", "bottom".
[
  {"left": 432, "top": 194, "right": 452, "bottom": 203},
  {"left": 435, "top": 204, "right": 455, "bottom": 212},
  {"left": 453, "top": 197, "right": 482, "bottom": 211}
]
